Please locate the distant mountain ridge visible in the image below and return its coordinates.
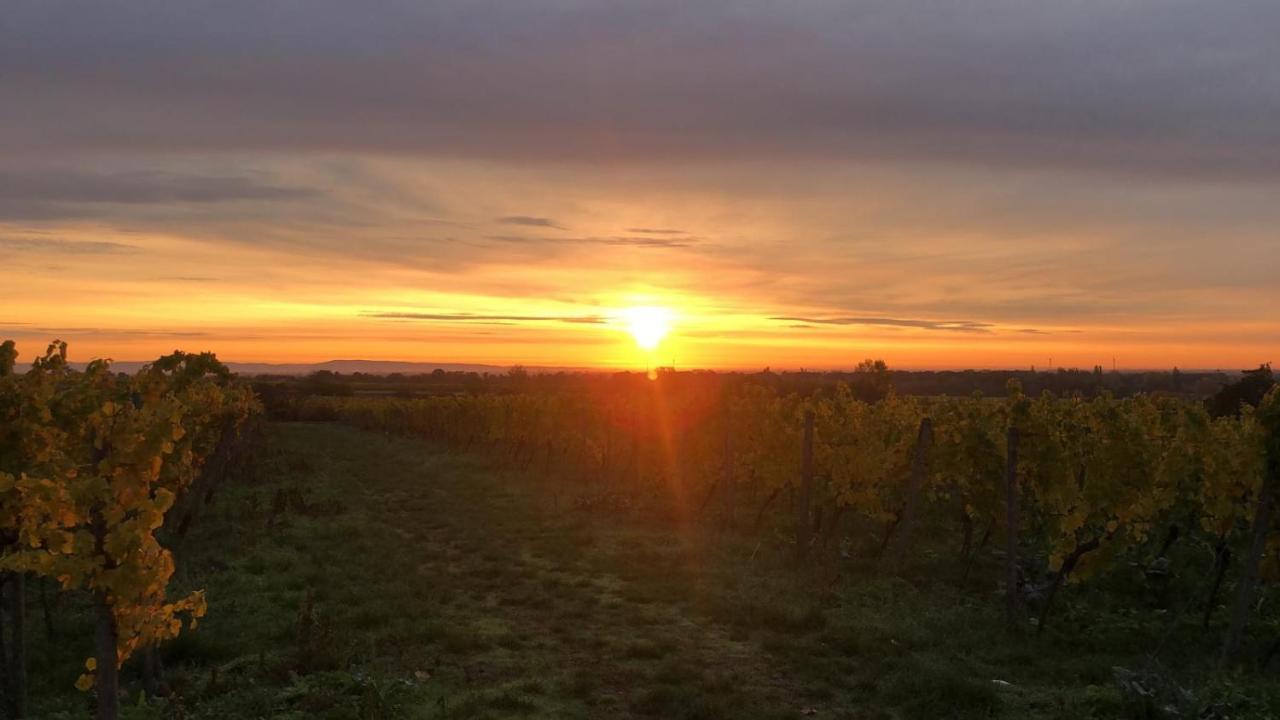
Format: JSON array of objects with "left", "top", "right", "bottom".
[{"left": 226, "top": 359, "right": 599, "bottom": 376}]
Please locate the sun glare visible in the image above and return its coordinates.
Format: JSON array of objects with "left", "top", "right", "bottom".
[{"left": 622, "top": 306, "right": 674, "bottom": 351}]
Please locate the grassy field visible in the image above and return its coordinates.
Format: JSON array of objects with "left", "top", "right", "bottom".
[{"left": 24, "top": 422, "right": 1280, "bottom": 719}]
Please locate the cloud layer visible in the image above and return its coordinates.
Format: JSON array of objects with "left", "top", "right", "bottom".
[
  {"left": 4, "top": 2, "right": 1280, "bottom": 178},
  {"left": 775, "top": 317, "right": 995, "bottom": 333},
  {"left": 363, "top": 312, "right": 606, "bottom": 325}
]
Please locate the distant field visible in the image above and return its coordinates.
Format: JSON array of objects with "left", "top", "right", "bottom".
[{"left": 23, "top": 421, "right": 1280, "bottom": 719}]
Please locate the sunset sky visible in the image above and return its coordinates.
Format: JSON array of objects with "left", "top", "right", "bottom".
[{"left": 2, "top": 1, "right": 1277, "bottom": 370}]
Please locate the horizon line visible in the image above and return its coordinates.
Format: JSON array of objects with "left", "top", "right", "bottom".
[{"left": 11, "top": 357, "right": 1255, "bottom": 375}]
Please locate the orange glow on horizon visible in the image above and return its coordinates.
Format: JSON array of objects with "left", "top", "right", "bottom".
[{"left": 2, "top": 165, "right": 1276, "bottom": 374}]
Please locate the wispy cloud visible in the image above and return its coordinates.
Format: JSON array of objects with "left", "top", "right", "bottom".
[
  {"left": 156, "top": 276, "right": 220, "bottom": 283},
  {"left": 0, "top": 168, "right": 316, "bottom": 221},
  {"left": 775, "top": 316, "right": 995, "bottom": 333},
  {"left": 0, "top": 169, "right": 312, "bottom": 204},
  {"left": 625, "top": 228, "right": 687, "bottom": 235},
  {"left": 363, "top": 312, "right": 606, "bottom": 325},
  {"left": 485, "top": 235, "right": 695, "bottom": 248},
  {"left": 4, "top": 326, "right": 213, "bottom": 338},
  {"left": 496, "top": 216, "right": 566, "bottom": 230}
]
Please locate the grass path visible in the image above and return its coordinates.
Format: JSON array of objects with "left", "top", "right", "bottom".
[{"left": 171, "top": 422, "right": 824, "bottom": 719}]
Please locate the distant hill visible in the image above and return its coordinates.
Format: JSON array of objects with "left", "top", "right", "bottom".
[
  {"left": 227, "top": 360, "right": 515, "bottom": 376},
  {"left": 227, "top": 359, "right": 599, "bottom": 376},
  {"left": 18, "top": 359, "right": 597, "bottom": 376}
]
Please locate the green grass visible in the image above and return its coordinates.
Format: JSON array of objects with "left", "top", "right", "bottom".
[{"left": 22, "top": 422, "right": 1280, "bottom": 718}]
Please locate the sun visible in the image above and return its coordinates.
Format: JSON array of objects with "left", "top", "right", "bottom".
[{"left": 622, "top": 306, "right": 674, "bottom": 351}]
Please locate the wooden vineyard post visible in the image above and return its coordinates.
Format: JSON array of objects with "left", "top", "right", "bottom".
[
  {"left": 142, "top": 645, "right": 161, "bottom": 700},
  {"left": 9, "top": 573, "right": 25, "bottom": 719},
  {"left": 796, "top": 410, "right": 815, "bottom": 561},
  {"left": 0, "top": 578, "right": 7, "bottom": 716},
  {"left": 1222, "top": 389, "right": 1280, "bottom": 665},
  {"left": 1004, "top": 426, "right": 1020, "bottom": 632},
  {"left": 579, "top": 411, "right": 590, "bottom": 488},
  {"left": 723, "top": 401, "right": 735, "bottom": 529},
  {"left": 629, "top": 403, "right": 640, "bottom": 493},
  {"left": 602, "top": 410, "right": 614, "bottom": 488},
  {"left": 889, "top": 417, "right": 933, "bottom": 571},
  {"left": 94, "top": 590, "right": 120, "bottom": 720},
  {"left": 1, "top": 572, "right": 28, "bottom": 719},
  {"left": 1221, "top": 461, "right": 1277, "bottom": 665}
]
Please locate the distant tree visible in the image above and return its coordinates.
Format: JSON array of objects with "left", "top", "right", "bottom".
[
  {"left": 0, "top": 339, "right": 15, "bottom": 376},
  {"left": 301, "top": 370, "right": 353, "bottom": 397},
  {"left": 855, "top": 358, "right": 888, "bottom": 374},
  {"left": 852, "top": 358, "right": 893, "bottom": 401},
  {"left": 1206, "top": 364, "right": 1274, "bottom": 418}
]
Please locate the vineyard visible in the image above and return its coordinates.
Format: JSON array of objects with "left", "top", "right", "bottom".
[
  {"left": 287, "top": 373, "right": 1280, "bottom": 669},
  {"left": 0, "top": 341, "right": 259, "bottom": 719},
  {"left": 3, "top": 342, "right": 1280, "bottom": 718}
]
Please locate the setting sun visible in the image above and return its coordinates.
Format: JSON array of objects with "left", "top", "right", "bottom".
[{"left": 621, "top": 306, "right": 674, "bottom": 351}]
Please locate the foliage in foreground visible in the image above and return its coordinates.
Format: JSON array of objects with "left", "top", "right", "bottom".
[{"left": 0, "top": 340, "right": 258, "bottom": 718}]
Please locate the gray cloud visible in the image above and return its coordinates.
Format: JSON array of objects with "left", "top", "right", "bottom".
[
  {"left": 626, "top": 228, "right": 687, "bottom": 235},
  {"left": 0, "top": 169, "right": 311, "bottom": 205},
  {"left": 775, "top": 316, "right": 995, "bottom": 333},
  {"left": 496, "top": 216, "right": 565, "bottom": 230},
  {"left": 0, "top": 168, "right": 314, "bottom": 220},
  {"left": 0, "top": 237, "right": 137, "bottom": 254},
  {"left": 2, "top": 2, "right": 1277, "bottom": 179},
  {"left": 363, "top": 312, "right": 606, "bottom": 325}
]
